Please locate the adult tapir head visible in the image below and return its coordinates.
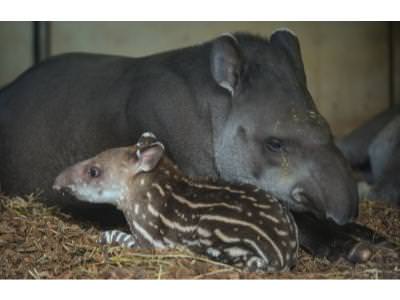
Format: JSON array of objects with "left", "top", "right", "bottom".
[{"left": 210, "top": 30, "right": 358, "bottom": 224}]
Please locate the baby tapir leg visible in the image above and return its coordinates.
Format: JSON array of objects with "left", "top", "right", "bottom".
[{"left": 99, "top": 230, "right": 137, "bottom": 248}]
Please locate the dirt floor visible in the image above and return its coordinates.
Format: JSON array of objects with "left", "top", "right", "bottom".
[{"left": 0, "top": 193, "right": 399, "bottom": 279}]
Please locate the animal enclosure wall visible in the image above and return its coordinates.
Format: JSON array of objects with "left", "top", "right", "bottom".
[{"left": 0, "top": 21, "right": 397, "bottom": 137}]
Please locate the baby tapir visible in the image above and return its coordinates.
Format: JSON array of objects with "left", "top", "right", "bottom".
[{"left": 53, "top": 133, "right": 298, "bottom": 272}]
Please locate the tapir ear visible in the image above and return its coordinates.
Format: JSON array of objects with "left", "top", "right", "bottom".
[
  {"left": 270, "top": 29, "right": 307, "bottom": 85},
  {"left": 210, "top": 33, "right": 243, "bottom": 96},
  {"left": 137, "top": 132, "right": 158, "bottom": 147},
  {"left": 137, "top": 143, "right": 165, "bottom": 172}
]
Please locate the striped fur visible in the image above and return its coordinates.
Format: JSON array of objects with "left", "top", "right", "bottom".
[
  {"left": 58, "top": 134, "right": 299, "bottom": 272},
  {"left": 116, "top": 158, "right": 299, "bottom": 272},
  {"left": 98, "top": 230, "right": 137, "bottom": 248}
]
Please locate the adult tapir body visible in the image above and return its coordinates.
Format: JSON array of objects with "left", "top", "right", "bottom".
[
  {"left": 0, "top": 31, "right": 363, "bottom": 259},
  {"left": 337, "top": 107, "right": 400, "bottom": 205}
]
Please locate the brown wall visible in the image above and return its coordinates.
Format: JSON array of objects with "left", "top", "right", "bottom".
[{"left": 0, "top": 21, "right": 393, "bottom": 137}]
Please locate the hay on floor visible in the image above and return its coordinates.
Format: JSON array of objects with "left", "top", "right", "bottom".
[{"left": 0, "top": 193, "right": 399, "bottom": 279}]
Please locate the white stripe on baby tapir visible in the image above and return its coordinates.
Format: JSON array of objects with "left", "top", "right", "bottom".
[
  {"left": 180, "top": 177, "right": 245, "bottom": 194},
  {"left": 243, "top": 239, "right": 270, "bottom": 265},
  {"left": 147, "top": 204, "right": 159, "bottom": 217},
  {"left": 200, "top": 215, "right": 283, "bottom": 266},
  {"left": 252, "top": 203, "right": 272, "bottom": 210},
  {"left": 224, "top": 247, "right": 249, "bottom": 257},
  {"left": 126, "top": 240, "right": 136, "bottom": 248},
  {"left": 159, "top": 213, "right": 197, "bottom": 233},
  {"left": 163, "top": 237, "right": 176, "bottom": 248},
  {"left": 131, "top": 220, "right": 166, "bottom": 249},
  {"left": 214, "top": 228, "right": 240, "bottom": 243},
  {"left": 146, "top": 192, "right": 153, "bottom": 201},
  {"left": 274, "top": 227, "right": 289, "bottom": 236},
  {"left": 147, "top": 203, "right": 197, "bottom": 233},
  {"left": 170, "top": 192, "right": 242, "bottom": 212},
  {"left": 151, "top": 183, "right": 165, "bottom": 197},
  {"left": 239, "top": 195, "right": 257, "bottom": 202},
  {"left": 259, "top": 211, "right": 280, "bottom": 223}
]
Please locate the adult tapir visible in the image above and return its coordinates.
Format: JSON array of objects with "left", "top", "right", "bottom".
[{"left": 0, "top": 30, "right": 383, "bottom": 261}]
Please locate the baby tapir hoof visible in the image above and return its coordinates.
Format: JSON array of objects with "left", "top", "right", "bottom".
[{"left": 98, "top": 230, "right": 137, "bottom": 248}]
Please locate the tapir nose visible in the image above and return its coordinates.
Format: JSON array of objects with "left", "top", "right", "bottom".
[
  {"left": 295, "top": 145, "right": 359, "bottom": 225},
  {"left": 53, "top": 172, "right": 69, "bottom": 191}
]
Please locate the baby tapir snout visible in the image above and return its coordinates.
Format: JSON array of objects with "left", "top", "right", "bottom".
[{"left": 53, "top": 132, "right": 299, "bottom": 272}]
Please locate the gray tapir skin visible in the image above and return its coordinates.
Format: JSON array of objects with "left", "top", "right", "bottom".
[
  {"left": 0, "top": 31, "right": 361, "bottom": 258},
  {"left": 337, "top": 107, "right": 400, "bottom": 205}
]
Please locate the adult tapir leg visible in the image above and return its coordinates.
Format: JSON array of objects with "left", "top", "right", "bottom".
[
  {"left": 368, "top": 115, "right": 400, "bottom": 205},
  {"left": 294, "top": 212, "right": 398, "bottom": 263}
]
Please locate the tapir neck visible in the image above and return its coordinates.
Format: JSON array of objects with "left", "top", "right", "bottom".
[{"left": 125, "top": 43, "right": 232, "bottom": 179}]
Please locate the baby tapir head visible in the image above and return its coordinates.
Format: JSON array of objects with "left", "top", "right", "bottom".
[{"left": 53, "top": 132, "right": 165, "bottom": 205}]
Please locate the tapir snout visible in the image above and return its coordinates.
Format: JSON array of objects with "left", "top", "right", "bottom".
[{"left": 290, "top": 145, "right": 359, "bottom": 225}]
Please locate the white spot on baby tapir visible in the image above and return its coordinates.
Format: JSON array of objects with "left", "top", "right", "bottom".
[
  {"left": 165, "top": 184, "right": 172, "bottom": 191},
  {"left": 140, "top": 178, "right": 146, "bottom": 186},
  {"left": 289, "top": 240, "right": 297, "bottom": 249},
  {"left": 233, "top": 227, "right": 239, "bottom": 232},
  {"left": 247, "top": 212, "right": 252, "bottom": 217},
  {"left": 281, "top": 240, "right": 287, "bottom": 247},
  {"left": 206, "top": 247, "right": 221, "bottom": 258},
  {"left": 134, "top": 204, "right": 140, "bottom": 215},
  {"left": 149, "top": 222, "right": 158, "bottom": 229},
  {"left": 142, "top": 213, "right": 146, "bottom": 220},
  {"left": 146, "top": 191, "right": 152, "bottom": 201},
  {"left": 286, "top": 252, "right": 292, "bottom": 262}
]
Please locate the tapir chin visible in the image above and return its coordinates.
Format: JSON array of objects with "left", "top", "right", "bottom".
[{"left": 0, "top": 30, "right": 365, "bottom": 259}]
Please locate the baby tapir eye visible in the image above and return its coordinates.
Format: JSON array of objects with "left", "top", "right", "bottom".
[
  {"left": 88, "top": 166, "right": 102, "bottom": 178},
  {"left": 264, "top": 137, "right": 284, "bottom": 153}
]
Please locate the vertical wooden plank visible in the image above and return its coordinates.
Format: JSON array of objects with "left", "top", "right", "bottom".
[{"left": 392, "top": 22, "right": 400, "bottom": 106}]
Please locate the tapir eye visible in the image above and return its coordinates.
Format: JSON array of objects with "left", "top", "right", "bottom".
[
  {"left": 88, "top": 166, "right": 101, "bottom": 178},
  {"left": 264, "top": 137, "right": 284, "bottom": 153}
]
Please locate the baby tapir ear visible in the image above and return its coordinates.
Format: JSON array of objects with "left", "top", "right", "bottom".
[
  {"left": 210, "top": 33, "right": 243, "bottom": 96},
  {"left": 137, "top": 142, "right": 165, "bottom": 172},
  {"left": 137, "top": 132, "right": 158, "bottom": 147}
]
